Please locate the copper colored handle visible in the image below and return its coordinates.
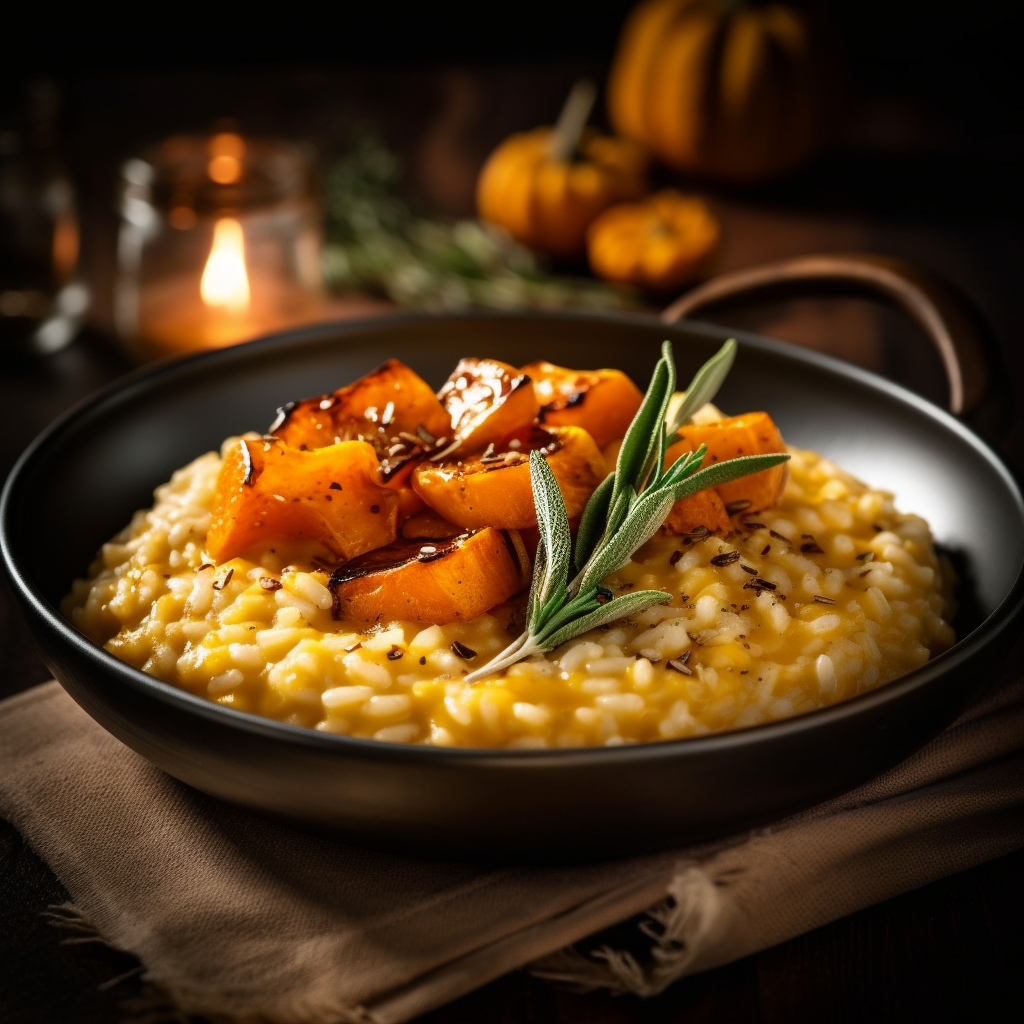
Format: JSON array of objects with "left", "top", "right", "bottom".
[{"left": 660, "top": 253, "right": 991, "bottom": 417}]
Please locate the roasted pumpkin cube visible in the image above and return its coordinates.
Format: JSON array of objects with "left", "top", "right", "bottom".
[
  {"left": 661, "top": 486, "right": 731, "bottom": 538},
  {"left": 207, "top": 438, "right": 399, "bottom": 562},
  {"left": 269, "top": 358, "right": 451, "bottom": 469},
  {"left": 412, "top": 425, "right": 605, "bottom": 530},
  {"left": 522, "top": 361, "right": 644, "bottom": 449},
  {"left": 665, "top": 412, "right": 788, "bottom": 513},
  {"left": 438, "top": 357, "right": 540, "bottom": 454},
  {"left": 328, "top": 528, "right": 531, "bottom": 625}
]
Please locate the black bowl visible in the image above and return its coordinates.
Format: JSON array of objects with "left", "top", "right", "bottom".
[{"left": 3, "top": 311, "right": 1023, "bottom": 861}]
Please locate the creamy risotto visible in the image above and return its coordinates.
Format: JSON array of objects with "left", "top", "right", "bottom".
[{"left": 63, "top": 441, "right": 955, "bottom": 748}]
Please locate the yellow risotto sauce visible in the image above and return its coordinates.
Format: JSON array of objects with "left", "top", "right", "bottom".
[{"left": 63, "top": 441, "right": 955, "bottom": 748}]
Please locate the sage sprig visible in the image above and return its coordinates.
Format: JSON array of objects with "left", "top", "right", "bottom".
[{"left": 463, "top": 340, "right": 789, "bottom": 683}]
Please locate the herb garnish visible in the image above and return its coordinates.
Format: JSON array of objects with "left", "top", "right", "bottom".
[{"left": 464, "top": 340, "right": 790, "bottom": 683}]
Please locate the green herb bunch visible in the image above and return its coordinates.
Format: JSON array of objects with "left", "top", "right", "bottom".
[
  {"left": 321, "top": 134, "right": 641, "bottom": 313},
  {"left": 464, "top": 339, "right": 789, "bottom": 683}
]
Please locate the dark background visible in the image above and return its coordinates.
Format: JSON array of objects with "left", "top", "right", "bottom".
[
  {"left": 5, "top": 1, "right": 1022, "bottom": 386},
  {"left": 3, "top": 3, "right": 1023, "bottom": 1021}
]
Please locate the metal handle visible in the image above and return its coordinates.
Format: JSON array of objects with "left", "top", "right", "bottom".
[{"left": 660, "top": 253, "right": 992, "bottom": 417}]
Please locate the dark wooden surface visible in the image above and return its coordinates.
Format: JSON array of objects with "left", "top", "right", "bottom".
[{"left": 3, "top": 12, "right": 1023, "bottom": 1020}]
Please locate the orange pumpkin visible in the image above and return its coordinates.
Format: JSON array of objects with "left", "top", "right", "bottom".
[
  {"left": 607, "top": 0, "right": 828, "bottom": 182},
  {"left": 586, "top": 190, "right": 720, "bottom": 292},
  {"left": 476, "top": 80, "right": 648, "bottom": 260}
]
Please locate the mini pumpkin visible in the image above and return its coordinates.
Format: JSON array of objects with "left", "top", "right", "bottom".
[
  {"left": 476, "top": 80, "right": 648, "bottom": 260},
  {"left": 607, "top": 0, "right": 827, "bottom": 182},
  {"left": 586, "top": 189, "right": 719, "bottom": 292}
]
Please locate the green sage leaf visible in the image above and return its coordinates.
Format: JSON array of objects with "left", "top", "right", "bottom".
[
  {"left": 667, "top": 452, "right": 790, "bottom": 501},
  {"left": 574, "top": 471, "right": 614, "bottom": 571},
  {"left": 668, "top": 338, "right": 737, "bottom": 435},
  {"left": 574, "top": 489, "right": 678, "bottom": 596},
  {"left": 611, "top": 342, "right": 674, "bottom": 510},
  {"left": 528, "top": 450, "right": 573, "bottom": 631},
  {"left": 540, "top": 590, "right": 671, "bottom": 651}
]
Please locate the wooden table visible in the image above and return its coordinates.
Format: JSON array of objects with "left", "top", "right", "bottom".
[{"left": 3, "top": 39, "right": 1022, "bottom": 1021}]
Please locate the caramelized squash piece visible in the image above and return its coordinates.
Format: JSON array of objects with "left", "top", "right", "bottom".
[
  {"left": 270, "top": 358, "right": 451, "bottom": 469},
  {"left": 438, "top": 357, "right": 540, "bottom": 454},
  {"left": 381, "top": 458, "right": 427, "bottom": 521},
  {"left": 328, "top": 528, "right": 531, "bottom": 625},
  {"left": 412, "top": 426, "right": 606, "bottom": 530},
  {"left": 665, "top": 412, "right": 788, "bottom": 513},
  {"left": 399, "top": 508, "right": 466, "bottom": 540},
  {"left": 207, "top": 438, "right": 399, "bottom": 563},
  {"left": 661, "top": 487, "right": 731, "bottom": 538},
  {"left": 522, "top": 361, "right": 644, "bottom": 448}
]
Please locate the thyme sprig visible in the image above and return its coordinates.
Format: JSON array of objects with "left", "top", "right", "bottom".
[{"left": 464, "top": 340, "right": 789, "bottom": 683}]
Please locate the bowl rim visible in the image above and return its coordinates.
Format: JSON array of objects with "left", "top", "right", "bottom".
[{"left": 3, "top": 308, "right": 1023, "bottom": 765}]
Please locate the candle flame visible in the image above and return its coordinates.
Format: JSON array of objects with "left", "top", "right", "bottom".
[{"left": 200, "top": 218, "right": 250, "bottom": 312}]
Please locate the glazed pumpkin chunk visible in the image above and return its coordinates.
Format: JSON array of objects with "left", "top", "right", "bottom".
[
  {"left": 207, "top": 438, "right": 399, "bottom": 563},
  {"left": 328, "top": 528, "right": 531, "bottom": 625},
  {"left": 522, "top": 361, "right": 644, "bottom": 448},
  {"left": 438, "top": 357, "right": 540, "bottom": 454},
  {"left": 399, "top": 508, "right": 465, "bottom": 541},
  {"left": 665, "top": 412, "right": 788, "bottom": 513},
  {"left": 269, "top": 358, "right": 451, "bottom": 470},
  {"left": 661, "top": 486, "right": 731, "bottom": 538},
  {"left": 412, "top": 425, "right": 605, "bottom": 530},
  {"left": 380, "top": 458, "right": 427, "bottom": 522}
]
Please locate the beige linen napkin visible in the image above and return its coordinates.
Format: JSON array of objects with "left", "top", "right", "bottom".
[{"left": 1, "top": 672, "right": 1023, "bottom": 1024}]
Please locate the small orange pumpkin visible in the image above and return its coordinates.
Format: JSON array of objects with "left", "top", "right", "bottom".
[
  {"left": 586, "top": 190, "right": 720, "bottom": 292},
  {"left": 476, "top": 80, "right": 648, "bottom": 260},
  {"left": 607, "top": 0, "right": 828, "bottom": 182}
]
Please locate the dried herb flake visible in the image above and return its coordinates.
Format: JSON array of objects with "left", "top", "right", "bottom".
[{"left": 710, "top": 550, "right": 740, "bottom": 567}]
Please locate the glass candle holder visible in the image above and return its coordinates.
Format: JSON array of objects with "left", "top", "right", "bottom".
[{"left": 116, "top": 131, "right": 325, "bottom": 360}]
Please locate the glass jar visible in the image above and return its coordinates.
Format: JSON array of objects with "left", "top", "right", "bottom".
[
  {"left": 115, "top": 131, "right": 324, "bottom": 361},
  {"left": 0, "top": 77, "right": 88, "bottom": 356}
]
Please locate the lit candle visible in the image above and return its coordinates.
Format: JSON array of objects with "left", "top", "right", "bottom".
[
  {"left": 201, "top": 218, "right": 252, "bottom": 313},
  {"left": 117, "top": 131, "right": 325, "bottom": 360}
]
